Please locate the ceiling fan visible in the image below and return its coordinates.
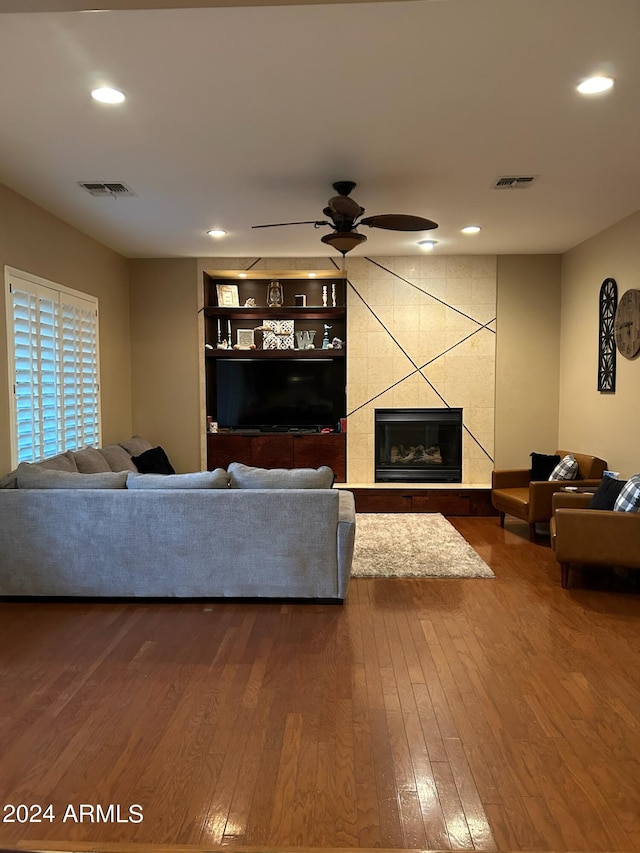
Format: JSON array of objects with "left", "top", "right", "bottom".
[{"left": 252, "top": 180, "right": 438, "bottom": 255}]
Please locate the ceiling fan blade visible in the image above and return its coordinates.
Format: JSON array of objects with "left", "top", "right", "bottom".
[
  {"left": 359, "top": 214, "right": 438, "bottom": 231},
  {"left": 252, "top": 220, "right": 329, "bottom": 229}
]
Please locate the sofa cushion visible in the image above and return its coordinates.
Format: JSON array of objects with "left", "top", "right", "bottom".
[
  {"left": 17, "top": 465, "right": 128, "bottom": 489},
  {"left": 98, "top": 443, "right": 138, "bottom": 472},
  {"left": 530, "top": 452, "right": 561, "bottom": 481},
  {"left": 589, "top": 476, "right": 626, "bottom": 510},
  {"left": 127, "top": 470, "right": 229, "bottom": 489},
  {"left": 0, "top": 449, "right": 78, "bottom": 488},
  {"left": 0, "top": 471, "right": 18, "bottom": 489},
  {"left": 613, "top": 474, "right": 640, "bottom": 513},
  {"left": 132, "top": 446, "right": 176, "bottom": 474},
  {"left": 549, "top": 454, "right": 579, "bottom": 481},
  {"left": 39, "top": 450, "right": 79, "bottom": 472},
  {"left": 74, "top": 446, "right": 112, "bottom": 474},
  {"left": 228, "top": 461, "right": 334, "bottom": 489},
  {"left": 118, "top": 435, "right": 154, "bottom": 457}
]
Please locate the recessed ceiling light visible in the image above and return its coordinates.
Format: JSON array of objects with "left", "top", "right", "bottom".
[
  {"left": 207, "top": 229, "right": 227, "bottom": 238},
  {"left": 577, "top": 75, "right": 615, "bottom": 95},
  {"left": 461, "top": 225, "right": 481, "bottom": 234},
  {"left": 418, "top": 239, "right": 438, "bottom": 250},
  {"left": 237, "top": 273, "right": 247, "bottom": 278},
  {"left": 307, "top": 272, "right": 318, "bottom": 277},
  {"left": 91, "top": 86, "right": 125, "bottom": 104}
]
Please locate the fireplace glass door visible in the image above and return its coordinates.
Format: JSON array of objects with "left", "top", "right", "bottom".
[{"left": 375, "top": 408, "right": 463, "bottom": 483}]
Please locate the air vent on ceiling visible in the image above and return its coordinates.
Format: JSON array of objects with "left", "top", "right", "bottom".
[
  {"left": 78, "top": 181, "right": 136, "bottom": 197},
  {"left": 493, "top": 175, "right": 537, "bottom": 189}
]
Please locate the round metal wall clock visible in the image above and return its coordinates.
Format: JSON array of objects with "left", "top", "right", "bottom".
[
  {"left": 614, "top": 288, "right": 640, "bottom": 359},
  {"left": 598, "top": 278, "right": 617, "bottom": 391}
]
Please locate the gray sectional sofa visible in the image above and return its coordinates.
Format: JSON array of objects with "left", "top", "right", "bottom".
[{"left": 0, "top": 438, "right": 356, "bottom": 601}]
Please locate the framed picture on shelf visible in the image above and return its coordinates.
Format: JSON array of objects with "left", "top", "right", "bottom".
[
  {"left": 216, "top": 284, "right": 240, "bottom": 307},
  {"left": 236, "top": 328, "right": 255, "bottom": 349}
]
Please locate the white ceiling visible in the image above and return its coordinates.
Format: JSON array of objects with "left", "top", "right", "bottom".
[{"left": 1, "top": 0, "right": 639, "bottom": 259}]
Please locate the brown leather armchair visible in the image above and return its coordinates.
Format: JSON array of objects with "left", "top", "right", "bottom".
[
  {"left": 491, "top": 450, "right": 607, "bottom": 542},
  {"left": 551, "top": 491, "right": 640, "bottom": 588}
]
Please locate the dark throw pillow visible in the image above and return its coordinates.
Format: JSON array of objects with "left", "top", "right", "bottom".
[
  {"left": 589, "top": 476, "right": 626, "bottom": 510},
  {"left": 530, "top": 452, "right": 561, "bottom": 481},
  {"left": 132, "top": 446, "right": 176, "bottom": 475}
]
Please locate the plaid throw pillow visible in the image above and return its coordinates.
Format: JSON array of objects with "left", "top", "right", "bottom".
[
  {"left": 613, "top": 474, "right": 640, "bottom": 513},
  {"left": 548, "top": 454, "right": 579, "bottom": 481}
]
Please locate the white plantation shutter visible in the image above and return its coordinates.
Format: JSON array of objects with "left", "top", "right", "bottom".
[
  {"left": 5, "top": 267, "right": 100, "bottom": 467},
  {"left": 61, "top": 295, "right": 100, "bottom": 449}
]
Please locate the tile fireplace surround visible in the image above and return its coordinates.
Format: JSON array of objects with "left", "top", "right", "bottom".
[{"left": 345, "top": 255, "right": 496, "bottom": 485}]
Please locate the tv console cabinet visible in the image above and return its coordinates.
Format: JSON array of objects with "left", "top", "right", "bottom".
[{"left": 207, "top": 432, "right": 347, "bottom": 482}]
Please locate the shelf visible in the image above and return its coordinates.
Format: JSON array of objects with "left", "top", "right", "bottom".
[
  {"left": 204, "top": 307, "right": 345, "bottom": 320},
  {"left": 205, "top": 347, "right": 345, "bottom": 359},
  {"left": 204, "top": 269, "right": 346, "bottom": 281}
]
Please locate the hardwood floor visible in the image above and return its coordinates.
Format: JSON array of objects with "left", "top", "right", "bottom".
[{"left": 1, "top": 516, "right": 639, "bottom": 853}]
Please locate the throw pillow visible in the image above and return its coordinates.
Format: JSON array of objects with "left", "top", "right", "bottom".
[
  {"left": 118, "top": 435, "right": 154, "bottom": 457},
  {"left": 126, "top": 470, "right": 229, "bottom": 489},
  {"left": 0, "top": 470, "right": 18, "bottom": 489},
  {"left": 0, "top": 450, "right": 78, "bottom": 489},
  {"left": 131, "top": 446, "right": 176, "bottom": 475},
  {"left": 613, "top": 474, "right": 640, "bottom": 513},
  {"left": 74, "top": 445, "right": 112, "bottom": 474},
  {"left": 530, "top": 452, "right": 561, "bottom": 481},
  {"left": 549, "top": 454, "right": 579, "bottom": 481},
  {"left": 228, "top": 461, "right": 335, "bottom": 489},
  {"left": 589, "top": 477, "right": 626, "bottom": 510},
  {"left": 16, "top": 465, "right": 127, "bottom": 489},
  {"left": 98, "top": 443, "right": 139, "bottom": 472},
  {"left": 38, "top": 450, "right": 79, "bottom": 472}
]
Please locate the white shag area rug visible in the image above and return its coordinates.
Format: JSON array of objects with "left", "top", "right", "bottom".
[{"left": 351, "top": 513, "right": 495, "bottom": 579}]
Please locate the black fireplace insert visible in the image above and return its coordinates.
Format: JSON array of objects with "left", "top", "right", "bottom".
[{"left": 375, "top": 407, "right": 463, "bottom": 483}]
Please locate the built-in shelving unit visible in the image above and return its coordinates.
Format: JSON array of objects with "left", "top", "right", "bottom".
[
  {"left": 202, "top": 270, "right": 346, "bottom": 357},
  {"left": 202, "top": 269, "right": 348, "bottom": 479}
]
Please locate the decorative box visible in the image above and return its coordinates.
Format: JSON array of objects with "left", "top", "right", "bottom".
[{"left": 261, "top": 319, "right": 295, "bottom": 350}]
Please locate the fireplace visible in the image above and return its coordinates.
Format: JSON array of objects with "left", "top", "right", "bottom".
[{"left": 375, "top": 408, "right": 463, "bottom": 483}]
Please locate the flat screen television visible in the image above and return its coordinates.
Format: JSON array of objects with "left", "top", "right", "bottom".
[{"left": 216, "top": 359, "right": 345, "bottom": 431}]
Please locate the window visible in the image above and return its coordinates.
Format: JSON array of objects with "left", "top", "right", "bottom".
[{"left": 5, "top": 266, "right": 100, "bottom": 467}]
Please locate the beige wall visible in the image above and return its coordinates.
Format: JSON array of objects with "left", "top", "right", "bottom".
[
  {"left": 494, "top": 255, "right": 562, "bottom": 468},
  {"left": 129, "top": 258, "right": 201, "bottom": 473},
  {"left": 559, "top": 210, "right": 640, "bottom": 478},
  {"left": 0, "top": 182, "right": 132, "bottom": 475}
]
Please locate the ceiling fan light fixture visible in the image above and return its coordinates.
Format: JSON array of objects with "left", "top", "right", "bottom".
[{"left": 321, "top": 231, "right": 367, "bottom": 255}]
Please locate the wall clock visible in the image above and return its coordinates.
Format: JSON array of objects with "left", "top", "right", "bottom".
[
  {"left": 614, "top": 288, "right": 640, "bottom": 359},
  {"left": 597, "top": 278, "right": 617, "bottom": 391}
]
